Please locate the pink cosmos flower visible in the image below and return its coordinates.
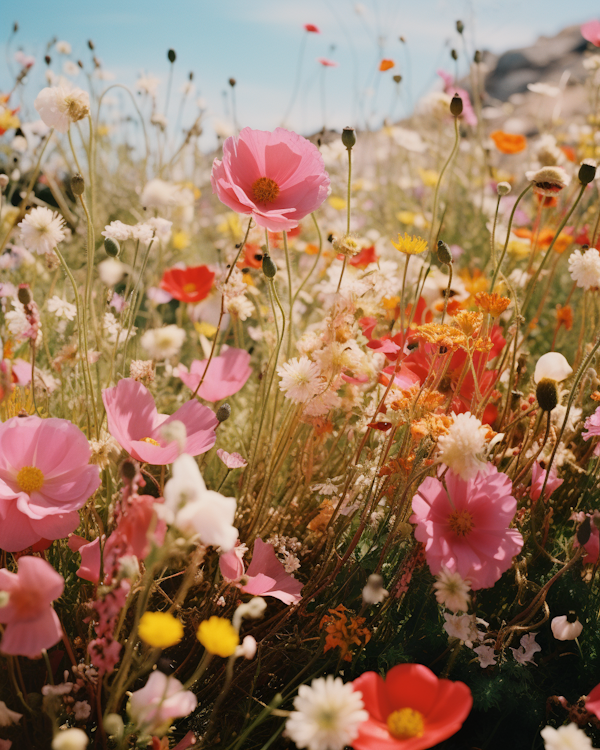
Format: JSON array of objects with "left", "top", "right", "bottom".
[
  {"left": 573, "top": 512, "right": 600, "bottom": 563},
  {"left": 530, "top": 461, "right": 563, "bottom": 503},
  {"left": 128, "top": 671, "right": 197, "bottom": 735},
  {"left": 179, "top": 348, "right": 252, "bottom": 402},
  {"left": 0, "top": 416, "right": 101, "bottom": 552},
  {"left": 220, "top": 538, "right": 302, "bottom": 604},
  {"left": 411, "top": 464, "right": 523, "bottom": 590},
  {"left": 102, "top": 378, "right": 218, "bottom": 465},
  {"left": 211, "top": 127, "right": 330, "bottom": 232},
  {"left": 582, "top": 406, "right": 600, "bottom": 455},
  {"left": 582, "top": 20, "right": 600, "bottom": 46},
  {"left": 217, "top": 449, "right": 248, "bottom": 469},
  {"left": 586, "top": 682, "right": 600, "bottom": 719},
  {"left": 0, "top": 556, "right": 64, "bottom": 658}
]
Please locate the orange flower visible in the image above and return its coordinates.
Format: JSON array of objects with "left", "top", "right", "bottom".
[
  {"left": 320, "top": 604, "right": 371, "bottom": 661},
  {"left": 555, "top": 304, "right": 573, "bottom": 331},
  {"left": 560, "top": 145, "right": 577, "bottom": 162},
  {"left": 537, "top": 228, "right": 573, "bottom": 253},
  {"left": 379, "top": 59, "right": 395, "bottom": 71},
  {"left": 459, "top": 268, "right": 489, "bottom": 299},
  {"left": 513, "top": 227, "right": 533, "bottom": 240},
  {"left": 474, "top": 292, "right": 511, "bottom": 317},
  {"left": 535, "top": 194, "right": 558, "bottom": 209},
  {"left": 490, "top": 130, "right": 527, "bottom": 155}
]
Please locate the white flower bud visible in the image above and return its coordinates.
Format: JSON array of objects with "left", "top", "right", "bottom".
[
  {"left": 51, "top": 728, "right": 89, "bottom": 750},
  {"left": 551, "top": 614, "right": 583, "bottom": 641},
  {"left": 233, "top": 597, "right": 267, "bottom": 630}
]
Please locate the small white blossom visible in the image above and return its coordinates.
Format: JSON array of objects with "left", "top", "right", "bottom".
[
  {"left": 18, "top": 207, "right": 66, "bottom": 254},
  {"left": 510, "top": 632, "right": 541, "bottom": 665},
  {"left": 362, "top": 574, "right": 389, "bottom": 605},
  {"left": 278, "top": 357, "right": 325, "bottom": 404},
  {"left": 140, "top": 178, "right": 194, "bottom": 209},
  {"left": 140, "top": 325, "right": 185, "bottom": 360},
  {"left": 47, "top": 295, "right": 76, "bottom": 321},
  {"left": 51, "top": 728, "right": 89, "bottom": 750},
  {"left": 434, "top": 566, "right": 471, "bottom": 613},
  {"left": 73, "top": 701, "right": 92, "bottom": 721},
  {"left": 98, "top": 258, "right": 126, "bottom": 286},
  {"left": 568, "top": 247, "right": 600, "bottom": 290},
  {"left": 285, "top": 675, "right": 368, "bottom": 750},
  {"left": 436, "top": 411, "right": 488, "bottom": 480},
  {"left": 534, "top": 353, "right": 573, "bottom": 384},
  {"left": 0, "top": 700, "right": 22, "bottom": 727},
  {"left": 473, "top": 645, "right": 497, "bottom": 668},
  {"left": 101, "top": 220, "right": 133, "bottom": 242},
  {"left": 540, "top": 724, "right": 593, "bottom": 750},
  {"left": 55, "top": 41, "right": 72, "bottom": 55},
  {"left": 551, "top": 614, "right": 583, "bottom": 641},
  {"left": 34, "top": 83, "right": 90, "bottom": 133}
]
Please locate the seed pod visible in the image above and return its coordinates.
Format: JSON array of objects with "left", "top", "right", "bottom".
[
  {"left": 536, "top": 378, "right": 558, "bottom": 412},
  {"left": 167, "top": 49, "right": 176, "bottom": 63},
  {"left": 216, "top": 403, "right": 231, "bottom": 422},
  {"left": 17, "top": 285, "right": 32, "bottom": 306},
  {"left": 262, "top": 252, "right": 277, "bottom": 278},
  {"left": 45, "top": 55, "right": 51, "bottom": 65},
  {"left": 437, "top": 240, "right": 453, "bottom": 265},
  {"left": 578, "top": 160, "right": 597, "bottom": 185},
  {"left": 393, "top": 74, "right": 402, "bottom": 84},
  {"left": 474, "top": 50, "right": 482, "bottom": 64},
  {"left": 228, "top": 77, "right": 236, "bottom": 87},
  {"left": 71, "top": 173, "right": 85, "bottom": 196},
  {"left": 456, "top": 20, "right": 464, "bottom": 34},
  {"left": 450, "top": 95, "right": 463, "bottom": 117},
  {"left": 451, "top": 49, "right": 458, "bottom": 61},
  {"left": 342, "top": 126, "right": 356, "bottom": 150},
  {"left": 104, "top": 237, "right": 120, "bottom": 257}
]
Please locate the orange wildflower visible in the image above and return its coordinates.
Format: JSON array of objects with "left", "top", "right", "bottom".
[
  {"left": 555, "top": 304, "right": 573, "bottom": 331},
  {"left": 415, "top": 324, "right": 467, "bottom": 350},
  {"left": 490, "top": 131, "right": 527, "bottom": 155},
  {"left": 591, "top": 391, "right": 600, "bottom": 402},
  {"left": 459, "top": 268, "right": 489, "bottom": 298},
  {"left": 379, "top": 59, "right": 395, "bottom": 71},
  {"left": 320, "top": 604, "right": 371, "bottom": 661},
  {"left": 535, "top": 194, "right": 558, "bottom": 209},
  {"left": 474, "top": 292, "right": 511, "bottom": 317},
  {"left": 452, "top": 310, "right": 483, "bottom": 338},
  {"left": 513, "top": 227, "right": 533, "bottom": 240},
  {"left": 236, "top": 243, "right": 263, "bottom": 269},
  {"left": 304, "top": 242, "right": 320, "bottom": 255},
  {"left": 308, "top": 499, "right": 335, "bottom": 533},
  {"left": 560, "top": 145, "right": 577, "bottom": 162},
  {"left": 537, "top": 228, "right": 573, "bottom": 253}
]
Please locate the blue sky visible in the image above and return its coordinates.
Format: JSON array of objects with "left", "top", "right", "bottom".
[{"left": 2, "top": 0, "right": 599, "bottom": 145}]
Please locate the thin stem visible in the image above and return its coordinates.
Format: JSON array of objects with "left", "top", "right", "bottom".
[
  {"left": 490, "top": 183, "right": 533, "bottom": 292},
  {"left": 336, "top": 146, "right": 353, "bottom": 293},
  {"left": 428, "top": 116, "right": 460, "bottom": 250},
  {"left": 282, "top": 230, "right": 294, "bottom": 360}
]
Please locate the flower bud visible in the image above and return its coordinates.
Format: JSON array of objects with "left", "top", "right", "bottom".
[
  {"left": 103, "top": 714, "right": 124, "bottom": 738},
  {"left": 216, "top": 403, "right": 231, "bottom": 422},
  {"left": 497, "top": 181, "right": 512, "bottom": 196},
  {"left": 393, "top": 74, "right": 402, "bottom": 84},
  {"left": 450, "top": 95, "right": 463, "bottom": 117},
  {"left": 17, "top": 285, "right": 32, "bottom": 306},
  {"left": 71, "top": 173, "right": 85, "bottom": 196},
  {"left": 87, "top": 39, "right": 94, "bottom": 50},
  {"left": 578, "top": 159, "right": 597, "bottom": 185},
  {"left": 45, "top": 55, "right": 51, "bottom": 65},
  {"left": 451, "top": 49, "right": 458, "bottom": 61},
  {"left": 262, "top": 252, "right": 277, "bottom": 278},
  {"left": 437, "top": 240, "right": 453, "bottom": 265},
  {"left": 456, "top": 20, "right": 464, "bottom": 34},
  {"left": 536, "top": 379, "right": 558, "bottom": 412},
  {"left": 342, "top": 126, "right": 356, "bottom": 150},
  {"left": 167, "top": 49, "right": 176, "bottom": 63},
  {"left": 104, "top": 237, "right": 120, "bottom": 258},
  {"left": 229, "top": 77, "right": 236, "bottom": 87},
  {"left": 51, "top": 728, "right": 89, "bottom": 750},
  {"left": 577, "top": 516, "right": 592, "bottom": 547},
  {"left": 474, "top": 50, "right": 482, "bottom": 64},
  {"left": 362, "top": 574, "right": 389, "bottom": 605}
]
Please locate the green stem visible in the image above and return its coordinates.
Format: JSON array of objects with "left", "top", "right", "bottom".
[
  {"left": 282, "top": 230, "right": 294, "bottom": 360},
  {"left": 490, "top": 183, "right": 532, "bottom": 292},
  {"left": 428, "top": 116, "right": 460, "bottom": 249},
  {"left": 336, "top": 146, "right": 353, "bottom": 292}
]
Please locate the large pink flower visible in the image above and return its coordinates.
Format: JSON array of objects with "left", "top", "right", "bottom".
[
  {"left": 179, "top": 347, "right": 252, "bottom": 402},
  {"left": 220, "top": 538, "right": 302, "bottom": 605},
  {"left": 410, "top": 464, "right": 523, "bottom": 590},
  {"left": 582, "top": 20, "right": 600, "bottom": 46},
  {"left": 211, "top": 127, "right": 330, "bottom": 231},
  {"left": 0, "top": 416, "right": 101, "bottom": 552},
  {"left": 0, "top": 556, "right": 64, "bottom": 658},
  {"left": 102, "top": 378, "right": 218, "bottom": 465}
]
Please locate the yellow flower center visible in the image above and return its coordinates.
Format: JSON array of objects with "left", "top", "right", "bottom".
[
  {"left": 16, "top": 466, "right": 45, "bottom": 494},
  {"left": 448, "top": 509, "right": 474, "bottom": 537},
  {"left": 183, "top": 282, "right": 197, "bottom": 293},
  {"left": 140, "top": 437, "right": 160, "bottom": 446},
  {"left": 252, "top": 177, "right": 280, "bottom": 204},
  {"left": 387, "top": 708, "right": 425, "bottom": 739}
]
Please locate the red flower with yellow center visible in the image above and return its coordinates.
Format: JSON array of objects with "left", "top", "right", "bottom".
[{"left": 160, "top": 265, "right": 215, "bottom": 303}]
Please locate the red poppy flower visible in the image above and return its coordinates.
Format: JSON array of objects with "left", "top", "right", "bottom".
[
  {"left": 160, "top": 265, "right": 215, "bottom": 303},
  {"left": 352, "top": 663, "right": 472, "bottom": 750},
  {"left": 237, "top": 243, "right": 263, "bottom": 269},
  {"left": 304, "top": 23, "right": 320, "bottom": 33},
  {"left": 349, "top": 244, "right": 378, "bottom": 268}
]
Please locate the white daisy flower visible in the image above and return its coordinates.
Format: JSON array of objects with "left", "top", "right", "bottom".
[
  {"left": 285, "top": 675, "right": 368, "bottom": 750},
  {"left": 277, "top": 356, "right": 324, "bottom": 403},
  {"left": 140, "top": 325, "right": 185, "bottom": 360},
  {"left": 436, "top": 411, "right": 488, "bottom": 480},
  {"left": 18, "top": 207, "right": 66, "bottom": 255},
  {"left": 47, "top": 295, "right": 77, "bottom": 321},
  {"left": 568, "top": 247, "right": 600, "bottom": 290},
  {"left": 433, "top": 566, "right": 471, "bottom": 613},
  {"left": 34, "top": 82, "right": 90, "bottom": 133}
]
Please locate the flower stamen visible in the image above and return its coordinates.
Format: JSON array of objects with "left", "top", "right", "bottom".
[
  {"left": 252, "top": 177, "right": 280, "bottom": 204},
  {"left": 16, "top": 466, "right": 45, "bottom": 494},
  {"left": 448, "top": 509, "right": 474, "bottom": 537},
  {"left": 387, "top": 708, "right": 425, "bottom": 739}
]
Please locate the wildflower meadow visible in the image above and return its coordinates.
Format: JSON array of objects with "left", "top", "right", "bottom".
[{"left": 4, "top": 11, "right": 600, "bottom": 750}]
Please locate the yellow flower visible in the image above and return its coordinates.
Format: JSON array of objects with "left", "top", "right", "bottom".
[
  {"left": 328, "top": 196, "right": 347, "bottom": 210},
  {"left": 197, "top": 616, "right": 239, "bottom": 657},
  {"left": 217, "top": 212, "right": 243, "bottom": 240},
  {"left": 138, "top": 612, "right": 184, "bottom": 649},
  {"left": 194, "top": 321, "right": 217, "bottom": 338},
  {"left": 396, "top": 210, "right": 416, "bottom": 225},
  {"left": 172, "top": 230, "right": 190, "bottom": 250},
  {"left": 0, "top": 107, "right": 20, "bottom": 132},
  {"left": 391, "top": 233, "right": 428, "bottom": 255},
  {"left": 418, "top": 168, "right": 439, "bottom": 187}
]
